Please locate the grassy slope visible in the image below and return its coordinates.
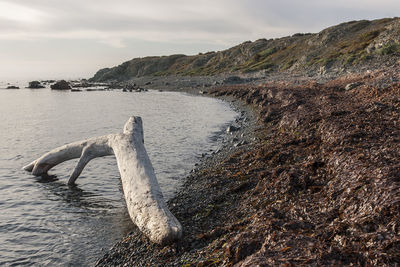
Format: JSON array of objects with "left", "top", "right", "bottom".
[{"left": 90, "top": 18, "right": 400, "bottom": 82}]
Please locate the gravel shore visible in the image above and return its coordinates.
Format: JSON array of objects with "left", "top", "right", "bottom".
[
  {"left": 96, "top": 66, "right": 400, "bottom": 266},
  {"left": 96, "top": 86, "right": 260, "bottom": 266}
]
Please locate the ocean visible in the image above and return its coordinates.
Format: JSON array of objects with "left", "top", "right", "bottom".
[{"left": 0, "top": 84, "right": 237, "bottom": 266}]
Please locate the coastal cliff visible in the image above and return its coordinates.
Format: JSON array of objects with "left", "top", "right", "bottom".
[{"left": 90, "top": 18, "right": 400, "bottom": 82}]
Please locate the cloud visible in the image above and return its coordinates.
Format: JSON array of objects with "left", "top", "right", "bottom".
[
  {"left": 0, "top": 1, "right": 45, "bottom": 23},
  {"left": 0, "top": 0, "right": 303, "bottom": 45},
  {"left": 1, "top": 0, "right": 400, "bottom": 79}
]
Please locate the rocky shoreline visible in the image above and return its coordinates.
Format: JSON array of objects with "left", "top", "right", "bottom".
[
  {"left": 95, "top": 84, "right": 260, "bottom": 266},
  {"left": 94, "top": 66, "right": 400, "bottom": 266}
]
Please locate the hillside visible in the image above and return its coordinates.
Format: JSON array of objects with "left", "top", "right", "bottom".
[{"left": 90, "top": 17, "right": 400, "bottom": 82}]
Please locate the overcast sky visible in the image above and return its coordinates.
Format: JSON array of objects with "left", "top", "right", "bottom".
[{"left": 0, "top": 0, "right": 399, "bottom": 80}]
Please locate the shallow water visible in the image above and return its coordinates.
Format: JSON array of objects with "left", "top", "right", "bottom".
[{"left": 0, "top": 88, "right": 236, "bottom": 266}]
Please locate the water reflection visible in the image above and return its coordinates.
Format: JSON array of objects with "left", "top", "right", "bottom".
[
  {"left": 37, "top": 176, "right": 119, "bottom": 212},
  {"left": 35, "top": 174, "right": 59, "bottom": 183}
]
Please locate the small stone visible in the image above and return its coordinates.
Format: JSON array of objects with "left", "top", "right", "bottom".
[
  {"left": 226, "top": 125, "right": 240, "bottom": 133},
  {"left": 344, "top": 82, "right": 361, "bottom": 91}
]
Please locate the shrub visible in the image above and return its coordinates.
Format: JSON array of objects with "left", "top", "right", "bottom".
[{"left": 377, "top": 43, "right": 400, "bottom": 55}]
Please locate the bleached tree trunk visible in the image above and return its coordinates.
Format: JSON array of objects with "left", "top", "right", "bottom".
[{"left": 23, "top": 116, "right": 182, "bottom": 245}]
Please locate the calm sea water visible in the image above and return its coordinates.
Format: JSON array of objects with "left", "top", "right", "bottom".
[{"left": 0, "top": 86, "right": 236, "bottom": 266}]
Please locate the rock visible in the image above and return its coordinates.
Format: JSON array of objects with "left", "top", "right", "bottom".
[
  {"left": 71, "top": 89, "right": 82, "bottom": 92},
  {"left": 51, "top": 80, "right": 71, "bottom": 90},
  {"left": 234, "top": 140, "right": 248, "bottom": 147},
  {"left": 86, "top": 88, "right": 105, "bottom": 91},
  {"left": 226, "top": 125, "right": 240, "bottom": 133},
  {"left": 41, "top": 80, "right": 55, "bottom": 84},
  {"left": 345, "top": 82, "right": 361, "bottom": 91},
  {"left": 27, "top": 81, "right": 45, "bottom": 89},
  {"left": 199, "top": 90, "right": 208, "bottom": 94},
  {"left": 213, "top": 81, "right": 220, "bottom": 86},
  {"left": 6, "top": 86, "right": 19, "bottom": 89},
  {"left": 144, "top": 81, "right": 152, "bottom": 85},
  {"left": 223, "top": 76, "right": 243, "bottom": 84}
]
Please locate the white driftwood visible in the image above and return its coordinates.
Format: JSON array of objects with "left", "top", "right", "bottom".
[{"left": 23, "top": 116, "right": 182, "bottom": 245}]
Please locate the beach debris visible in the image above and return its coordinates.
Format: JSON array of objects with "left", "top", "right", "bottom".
[{"left": 23, "top": 116, "right": 182, "bottom": 245}]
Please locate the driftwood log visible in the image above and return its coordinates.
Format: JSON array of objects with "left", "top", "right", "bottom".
[{"left": 23, "top": 116, "right": 182, "bottom": 245}]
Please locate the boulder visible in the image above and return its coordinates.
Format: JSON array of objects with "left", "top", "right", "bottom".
[
  {"left": 28, "top": 81, "right": 45, "bottom": 89},
  {"left": 51, "top": 80, "right": 71, "bottom": 90}
]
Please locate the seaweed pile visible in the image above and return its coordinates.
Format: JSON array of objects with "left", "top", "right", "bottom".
[{"left": 97, "top": 67, "right": 400, "bottom": 266}]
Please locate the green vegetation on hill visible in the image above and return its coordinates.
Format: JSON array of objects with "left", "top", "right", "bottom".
[{"left": 90, "top": 18, "right": 400, "bottom": 82}]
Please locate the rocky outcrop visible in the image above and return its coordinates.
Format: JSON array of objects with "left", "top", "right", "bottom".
[
  {"left": 27, "top": 81, "right": 45, "bottom": 89},
  {"left": 90, "top": 18, "right": 400, "bottom": 82},
  {"left": 51, "top": 80, "right": 71, "bottom": 90}
]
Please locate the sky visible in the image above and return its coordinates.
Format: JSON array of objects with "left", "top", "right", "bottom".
[{"left": 0, "top": 0, "right": 399, "bottom": 80}]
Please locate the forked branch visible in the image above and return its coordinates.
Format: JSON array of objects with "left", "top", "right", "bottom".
[{"left": 23, "top": 116, "right": 182, "bottom": 245}]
